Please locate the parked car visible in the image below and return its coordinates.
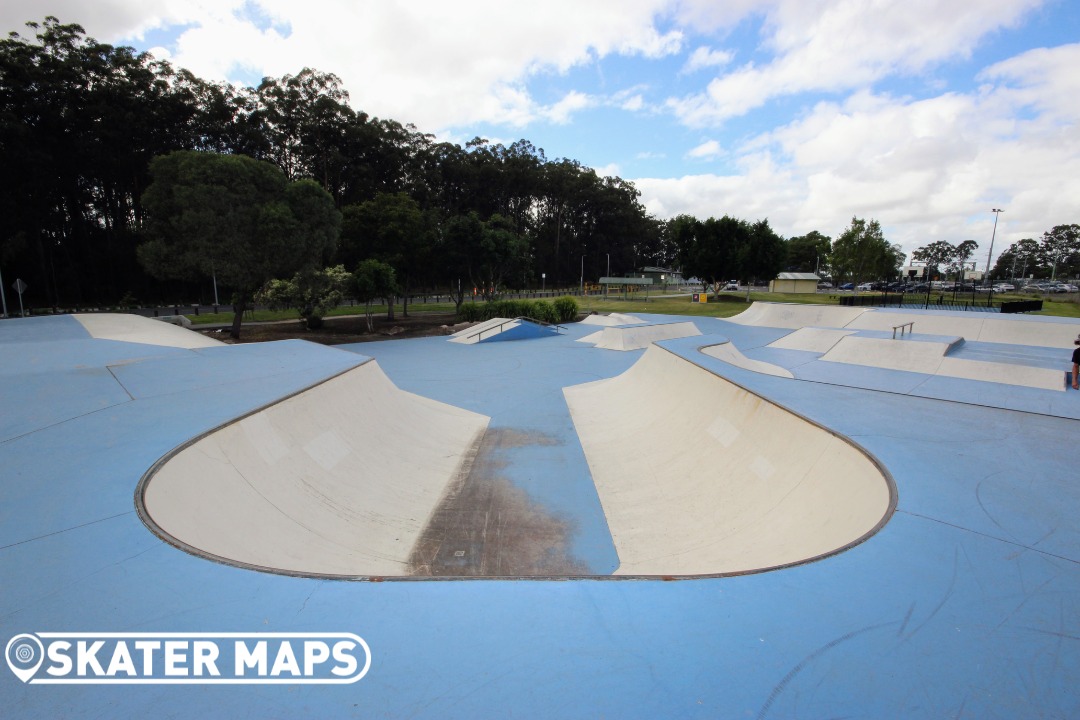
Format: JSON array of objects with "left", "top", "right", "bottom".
[
  {"left": 839, "top": 282, "right": 854, "bottom": 290},
  {"left": 1060, "top": 284, "right": 1079, "bottom": 292},
  {"left": 722, "top": 281, "right": 739, "bottom": 291},
  {"left": 992, "top": 283, "right": 1015, "bottom": 292},
  {"left": 817, "top": 281, "right": 833, "bottom": 289}
]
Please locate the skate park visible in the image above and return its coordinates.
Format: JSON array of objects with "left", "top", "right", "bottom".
[{"left": 2, "top": 302, "right": 1078, "bottom": 717}]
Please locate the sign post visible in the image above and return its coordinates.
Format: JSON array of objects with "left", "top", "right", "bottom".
[{"left": 13, "top": 278, "right": 27, "bottom": 317}]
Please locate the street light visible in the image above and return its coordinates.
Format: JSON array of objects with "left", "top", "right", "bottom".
[
  {"left": 985, "top": 208, "right": 1003, "bottom": 283},
  {"left": 580, "top": 254, "right": 585, "bottom": 296}
]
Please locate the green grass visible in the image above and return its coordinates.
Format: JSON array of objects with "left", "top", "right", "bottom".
[
  {"left": 180, "top": 289, "right": 1080, "bottom": 325},
  {"left": 186, "top": 300, "right": 459, "bottom": 325}
]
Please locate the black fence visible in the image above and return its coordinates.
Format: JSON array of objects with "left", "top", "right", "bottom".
[{"left": 838, "top": 293, "right": 1044, "bottom": 314}]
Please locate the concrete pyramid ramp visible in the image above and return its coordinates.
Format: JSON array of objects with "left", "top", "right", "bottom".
[
  {"left": 448, "top": 317, "right": 515, "bottom": 344},
  {"left": 564, "top": 346, "right": 894, "bottom": 576},
  {"left": 579, "top": 313, "right": 645, "bottom": 326},
  {"left": 580, "top": 320, "right": 702, "bottom": 351},
  {"left": 139, "top": 360, "right": 489, "bottom": 577},
  {"left": 820, "top": 335, "right": 1065, "bottom": 390},
  {"left": 74, "top": 313, "right": 223, "bottom": 349}
]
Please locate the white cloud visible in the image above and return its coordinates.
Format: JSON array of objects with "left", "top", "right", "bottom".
[
  {"left": 686, "top": 139, "right": 724, "bottom": 159},
  {"left": 667, "top": 0, "right": 1044, "bottom": 126},
  {"left": 542, "top": 91, "right": 594, "bottom": 124},
  {"left": 593, "top": 163, "right": 623, "bottom": 178},
  {"left": 2, "top": 0, "right": 680, "bottom": 131},
  {"left": 638, "top": 42, "right": 1080, "bottom": 265},
  {"left": 681, "top": 46, "right": 734, "bottom": 73}
]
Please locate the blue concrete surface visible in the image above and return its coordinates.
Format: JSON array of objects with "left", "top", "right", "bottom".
[{"left": 2, "top": 312, "right": 1078, "bottom": 718}]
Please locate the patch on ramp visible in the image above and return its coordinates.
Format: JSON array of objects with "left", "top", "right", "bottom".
[
  {"left": 138, "top": 360, "right": 490, "bottom": 577},
  {"left": 564, "top": 346, "right": 894, "bottom": 576}
]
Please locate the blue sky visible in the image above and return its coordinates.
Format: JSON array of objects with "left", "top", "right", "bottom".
[{"left": 4, "top": 1, "right": 1079, "bottom": 267}]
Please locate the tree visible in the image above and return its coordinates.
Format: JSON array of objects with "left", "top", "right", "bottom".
[
  {"left": 353, "top": 259, "right": 398, "bottom": 332},
  {"left": 992, "top": 238, "right": 1040, "bottom": 281},
  {"left": 743, "top": 218, "right": 786, "bottom": 284},
  {"left": 339, "top": 192, "right": 432, "bottom": 319},
  {"left": 785, "top": 231, "right": 832, "bottom": 274},
  {"left": 678, "top": 215, "right": 749, "bottom": 295},
  {"left": 953, "top": 239, "right": 979, "bottom": 283},
  {"left": 442, "top": 212, "right": 529, "bottom": 302},
  {"left": 1040, "top": 224, "right": 1080, "bottom": 280},
  {"left": 139, "top": 150, "right": 340, "bottom": 338},
  {"left": 831, "top": 217, "right": 901, "bottom": 286},
  {"left": 911, "top": 240, "right": 956, "bottom": 283},
  {"left": 256, "top": 264, "right": 350, "bottom": 329}
]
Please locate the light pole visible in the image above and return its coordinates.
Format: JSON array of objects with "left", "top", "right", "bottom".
[
  {"left": 580, "top": 254, "right": 585, "bottom": 296},
  {"left": 0, "top": 262, "right": 8, "bottom": 318},
  {"left": 605, "top": 253, "right": 610, "bottom": 299},
  {"left": 984, "top": 208, "right": 1003, "bottom": 284}
]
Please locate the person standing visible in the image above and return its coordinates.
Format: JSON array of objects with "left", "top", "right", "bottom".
[{"left": 1073, "top": 337, "right": 1080, "bottom": 390}]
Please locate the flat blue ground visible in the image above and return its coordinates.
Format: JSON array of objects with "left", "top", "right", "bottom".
[{"left": 2, "top": 311, "right": 1078, "bottom": 718}]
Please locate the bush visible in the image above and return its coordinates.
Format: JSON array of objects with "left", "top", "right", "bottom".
[
  {"left": 552, "top": 296, "right": 578, "bottom": 322},
  {"left": 456, "top": 297, "right": 577, "bottom": 324}
]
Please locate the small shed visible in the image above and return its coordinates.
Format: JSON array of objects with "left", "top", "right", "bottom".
[{"left": 769, "top": 272, "right": 820, "bottom": 294}]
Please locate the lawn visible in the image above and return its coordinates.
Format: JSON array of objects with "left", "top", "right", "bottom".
[{"left": 182, "top": 288, "right": 1080, "bottom": 326}]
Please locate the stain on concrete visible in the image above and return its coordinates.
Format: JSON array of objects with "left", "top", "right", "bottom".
[{"left": 408, "top": 427, "right": 588, "bottom": 576}]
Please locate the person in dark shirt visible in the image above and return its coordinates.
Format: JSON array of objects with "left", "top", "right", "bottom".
[{"left": 1073, "top": 338, "right": 1080, "bottom": 390}]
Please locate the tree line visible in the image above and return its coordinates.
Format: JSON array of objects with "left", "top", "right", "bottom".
[{"left": 5, "top": 17, "right": 1073, "bottom": 318}]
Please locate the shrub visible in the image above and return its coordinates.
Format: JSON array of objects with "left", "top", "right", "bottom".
[
  {"left": 456, "top": 297, "right": 575, "bottom": 324},
  {"left": 552, "top": 296, "right": 578, "bottom": 322}
]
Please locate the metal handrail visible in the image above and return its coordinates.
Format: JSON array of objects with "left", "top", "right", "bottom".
[
  {"left": 463, "top": 316, "right": 564, "bottom": 341},
  {"left": 892, "top": 322, "right": 914, "bottom": 339}
]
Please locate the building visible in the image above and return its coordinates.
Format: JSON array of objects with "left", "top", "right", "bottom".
[{"left": 769, "top": 272, "right": 821, "bottom": 293}]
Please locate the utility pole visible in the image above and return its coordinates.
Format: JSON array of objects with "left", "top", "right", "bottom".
[{"left": 985, "top": 208, "right": 1003, "bottom": 283}]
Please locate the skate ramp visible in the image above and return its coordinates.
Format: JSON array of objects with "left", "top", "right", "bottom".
[
  {"left": 729, "top": 301, "right": 1080, "bottom": 349},
  {"left": 579, "top": 313, "right": 645, "bottom": 326},
  {"left": 564, "top": 346, "right": 894, "bottom": 576},
  {"left": 845, "top": 311, "right": 1080, "bottom": 349},
  {"left": 448, "top": 317, "right": 514, "bottom": 344},
  {"left": 820, "top": 335, "right": 1065, "bottom": 390},
  {"left": 727, "top": 302, "right": 869, "bottom": 329},
  {"left": 579, "top": 321, "right": 702, "bottom": 351},
  {"left": 139, "top": 360, "right": 490, "bottom": 577},
  {"left": 768, "top": 327, "right": 855, "bottom": 353},
  {"left": 700, "top": 341, "right": 794, "bottom": 378},
  {"left": 74, "top": 313, "right": 223, "bottom": 349},
  {"left": 449, "top": 317, "right": 559, "bottom": 344}
]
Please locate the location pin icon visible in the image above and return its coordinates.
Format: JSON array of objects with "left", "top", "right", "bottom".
[{"left": 6, "top": 634, "right": 44, "bottom": 683}]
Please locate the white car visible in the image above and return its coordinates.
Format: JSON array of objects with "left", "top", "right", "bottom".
[
  {"left": 856, "top": 282, "right": 874, "bottom": 291},
  {"left": 992, "top": 283, "right": 1015, "bottom": 292}
]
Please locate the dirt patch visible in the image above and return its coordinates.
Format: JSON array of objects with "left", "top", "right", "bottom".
[
  {"left": 200, "top": 312, "right": 465, "bottom": 345},
  {"left": 408, "top": 428, "right": 587, "bottom": 577}
]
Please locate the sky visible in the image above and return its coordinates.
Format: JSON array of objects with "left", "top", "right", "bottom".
[{"left": 4, "top": 0, "right": 1079, "bottom": 270}]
